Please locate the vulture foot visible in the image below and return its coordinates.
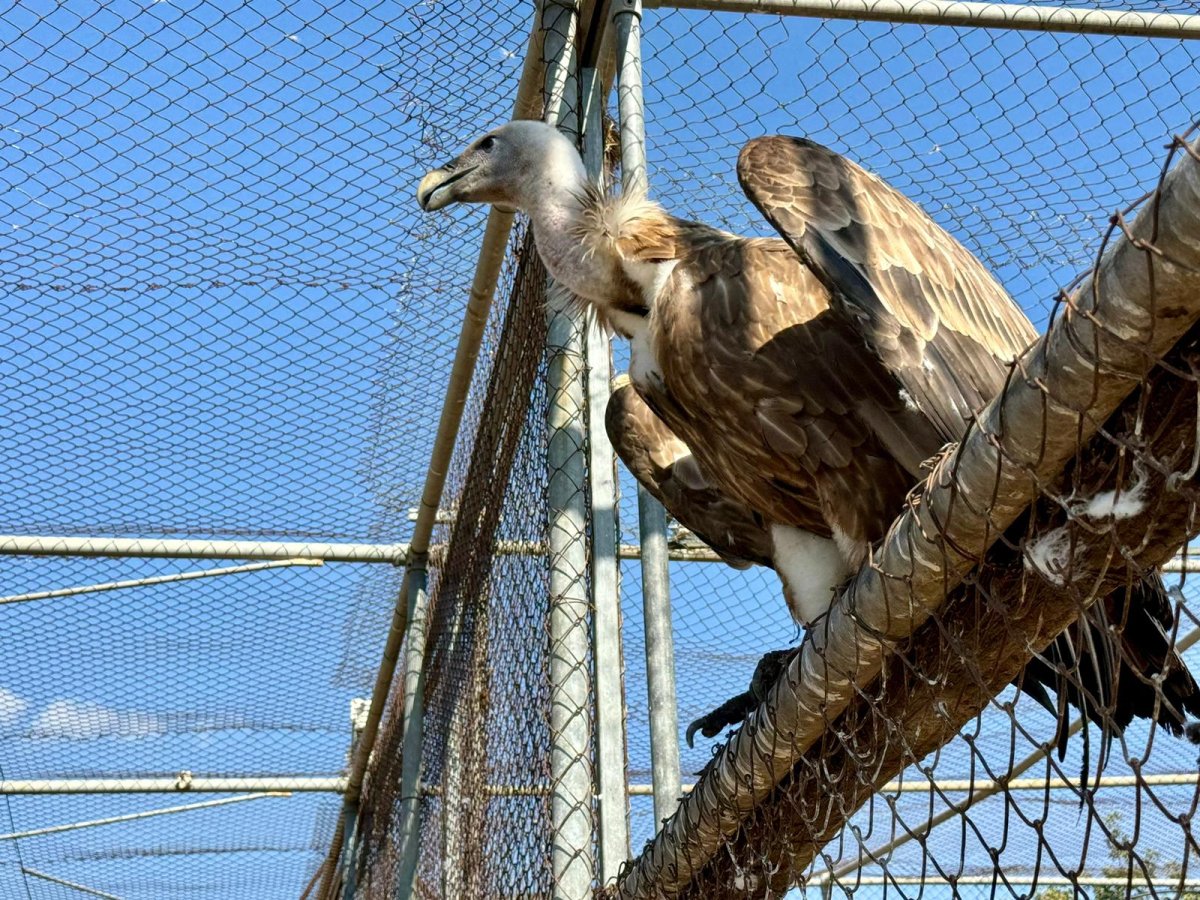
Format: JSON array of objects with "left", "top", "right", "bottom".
[{"left": 685, "top": 648, "right": 796, "bottom": 748}]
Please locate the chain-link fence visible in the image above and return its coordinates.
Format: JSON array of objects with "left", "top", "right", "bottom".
[{"left": 3, "top": 0, "right": 1200, "bottom": 898}]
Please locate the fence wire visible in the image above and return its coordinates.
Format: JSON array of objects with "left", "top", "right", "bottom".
[
  {"left": 358, "top": 4, "right": 1200, "bottom": 900},
  {"left": 0, "top": 0, "right": 529, "bottom": 897},
  {"left": 4, "top": 0, "right": 1200, "bottom": 899}
]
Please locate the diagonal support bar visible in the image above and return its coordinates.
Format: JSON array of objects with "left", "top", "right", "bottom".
[
  {"left": 0, "top": 792, "right": 289, "bottom": 840},
  {"left": 21, "top": 869, "right": 124, "bottom": 900},
  {"left": 0, "top": 559, "right": 322, "bottom": 605}
]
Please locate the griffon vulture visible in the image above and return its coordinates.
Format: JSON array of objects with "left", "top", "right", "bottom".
[{"left": 418, "top": 119, "right": 1200, "bottom": 754}]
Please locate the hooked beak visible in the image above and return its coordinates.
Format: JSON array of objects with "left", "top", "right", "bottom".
[{"left": 417, "top": 163, "right": 478, "bottom": 212}]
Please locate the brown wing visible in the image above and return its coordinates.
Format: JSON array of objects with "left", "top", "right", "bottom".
[
  {"left": 606, "top": 379, "right": 772, "bottom": 569},
  {"left": 651, "top": 236, "right": 944, "bottom": 550},
  {"left": 737, "top": 137, "right": 1038, "bottom": 441}
]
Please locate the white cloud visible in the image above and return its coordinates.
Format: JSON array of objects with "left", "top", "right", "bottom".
[
  {"left": 31, "top": 699, "right": 168, "bottom": 740},
  {"left": 0, "top": 687, "right": 28, "bottom": 726}
]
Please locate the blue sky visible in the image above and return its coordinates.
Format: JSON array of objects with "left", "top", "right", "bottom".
[{"left": 0, "top": 0, "right": 1198, "bottom": 897}]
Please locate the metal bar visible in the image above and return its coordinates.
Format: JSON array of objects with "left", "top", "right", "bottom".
[
  {"left": 614, "top": 0, "right": 682, "bottom": 827},
  {"left": 394, "top": 567, "right": 430, "bottom": 899},
  {"left": 340, "top": 803, "right": 360, "bottom": 900},
  {"left": 614, "top": 0, "right": 649, "bottom": 197},
  {"left": 0, "top": 778, "right": 342, "bottom": 794},
  {"left": 582, "top": 57, "right": 632, "bottom": 883},
  {"left": 311, "top": 10, "right": 555, "bottom": 897},
  {"left": 13, "top": 532, "right": 1199, "bottom": 571},
  {"left": 483, "top": 539, "right": 1200, "bottom": 571},
  {"left": 0, "top": 558, "right": 323, "bottom": 606},
  {"left": 645, "top": 0, "right": 1200, "bottom": 39},
  {"left": 824, "top": 876, "right": 1200, "bottom": 887},
  {"left": 20, "top": 869, "right": 123, "bottom": 900},
  {"left": 338, "top": 700, "right": 367, "bottom": 900},
  {"left": 420, "top": 768, "right": 1200, "bottom": 798},
  {"left": 0, "top": 535, "right": 400, "bottom": 563},
  {"left": 809, "top": 624, "right": 1200, "bottom": 887},
  {"left": 637, "top": 491, "right": 683, "bottom": 825},
  {"left": 544, "top": 3, "right": 597, "bottom": 897},
  {"left": 0, "top": 792, "right": 289, "bottom": 840}
]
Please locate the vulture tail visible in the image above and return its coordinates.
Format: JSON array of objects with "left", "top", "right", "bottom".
[{"left": 1016, "top": 574, "right": 1200, "bottom": 783}]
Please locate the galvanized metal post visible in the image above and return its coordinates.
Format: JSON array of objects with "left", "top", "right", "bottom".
[
  {"left": 582, "top": 62, "right": 632, "bottom": 882},
  {"left": 339, "top": 699, "right": 368, "bottom": 900},
  {"left": 613, "top": 0, "right": 682, "bottom": 825},
  {"left": 542, "top": 2, "right": 596, "bottom": 898},
  {"left": 393, "top": 564, "right": 430, "bottom": 899},
  {"left": 340, "top": 804, "right": 359, "bottom": 900}
]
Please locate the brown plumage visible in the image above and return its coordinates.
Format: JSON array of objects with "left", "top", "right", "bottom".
[{"left": 600, "top": 137, "right": 1199, "bottom": 747}]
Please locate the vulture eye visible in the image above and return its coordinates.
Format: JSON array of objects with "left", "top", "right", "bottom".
[{"left": 479, "top": 135, "right": 496, "bottom": 152}]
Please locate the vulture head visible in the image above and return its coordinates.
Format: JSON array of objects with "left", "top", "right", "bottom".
[{"left": 417, "top": 119, "right": 584, "bottom": 215}]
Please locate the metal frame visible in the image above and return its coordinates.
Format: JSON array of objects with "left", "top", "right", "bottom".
[
  {"left": 583, "top": 48, "right": 635, "bottom": 885},
  {"left": 0, "top": 777, "right": 343, "bottom": 793},
  {"left": 0, "top": 535, "right": 404, "bottom": 562},
  {"left": 646, "top": 0, "right": 1200, "bottom": 38},
  {"left": 20, "top": 869, "right": 124, "bottom": 900},
  {"left": 0, "top": 793, "right": 289, "bottom": 840},
  {"left": 394, "top": 565, "right": 431, "bottom": 898},
  {"left": 0, "top": 558, "right": 322, "bottom": 605},
  {"left": 5, "top": 2, "right": 1200, "bottom": 899},
  {"left": 613, "top": 0, "right": 684, "bottom": 829},
  {"left": 543, "top": 3, "right": 600, "bottom": 897}
]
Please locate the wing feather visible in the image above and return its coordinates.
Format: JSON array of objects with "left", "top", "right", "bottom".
[
  {"left": 606, "top": 380, "right": 773, "bottom": 569},
  {"left": 737, "top": 137, "right": 1038, "bottom": 440}
]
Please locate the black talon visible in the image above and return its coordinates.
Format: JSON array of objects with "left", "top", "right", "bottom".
[{"left": 685, "top": 648, "right": 798, "bottom": 748}]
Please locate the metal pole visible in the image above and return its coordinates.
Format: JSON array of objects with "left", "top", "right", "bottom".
[
  {"left": 0, "top": 793, "right": 289, "bottom": 840},
  {"left": 614, "top": 0, "right": 682, "bottom": 826},
  {"left": 0, "top": 558, "right": 323, "bottom": 606},
  {"left": 339, "top": 700, "right": 368, "bottom": 900},
  {"left": 0, "top": 535, "right": 403, "bottom": 563},
  {"left": 0, "top": 777, "right": 344, "bottom": 794},
  {"left": 543, "top": 3, "right": 597, "bottom": 897},
  {"left": 394, "top": 565, "right": 430, "bottom": 899},
  {"left": 644, "top": 0, "right": 1200, "bottom": 39},
  {"left": 582, "top": 61, "right": 632, "bottom": 882},
  {"left": 340, "top": 804, "right": 360, "bottom": 900}
]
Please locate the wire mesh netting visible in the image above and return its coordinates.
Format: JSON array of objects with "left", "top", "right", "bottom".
[
  {"left": 5, "top": 0, "right": 1200, "bottom": 898},
  {"left": 357, "top": 3, "right": 1200, "bottom": 899},
  {"left": 0, "top": 0, "right": 530, "bottom": 896}
]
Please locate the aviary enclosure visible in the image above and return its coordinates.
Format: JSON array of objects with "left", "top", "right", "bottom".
[{"left": 1, "top": 1, "right": 1199, "bottom": 898}]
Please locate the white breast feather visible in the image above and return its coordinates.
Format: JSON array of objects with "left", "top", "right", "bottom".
[
  {"left": 621, "top": 257, "right": 679, "bottom": 307},
  {"left": 770, "top": 525, "right": 852, "bottom": 625},
  {"left": 629, "top": 327, "right": 662, "bottom": 389}
]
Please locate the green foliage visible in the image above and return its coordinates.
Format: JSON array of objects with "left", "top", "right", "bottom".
[{"left": 1033, "top": 811, "right": 1198, "bottom": 900}]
